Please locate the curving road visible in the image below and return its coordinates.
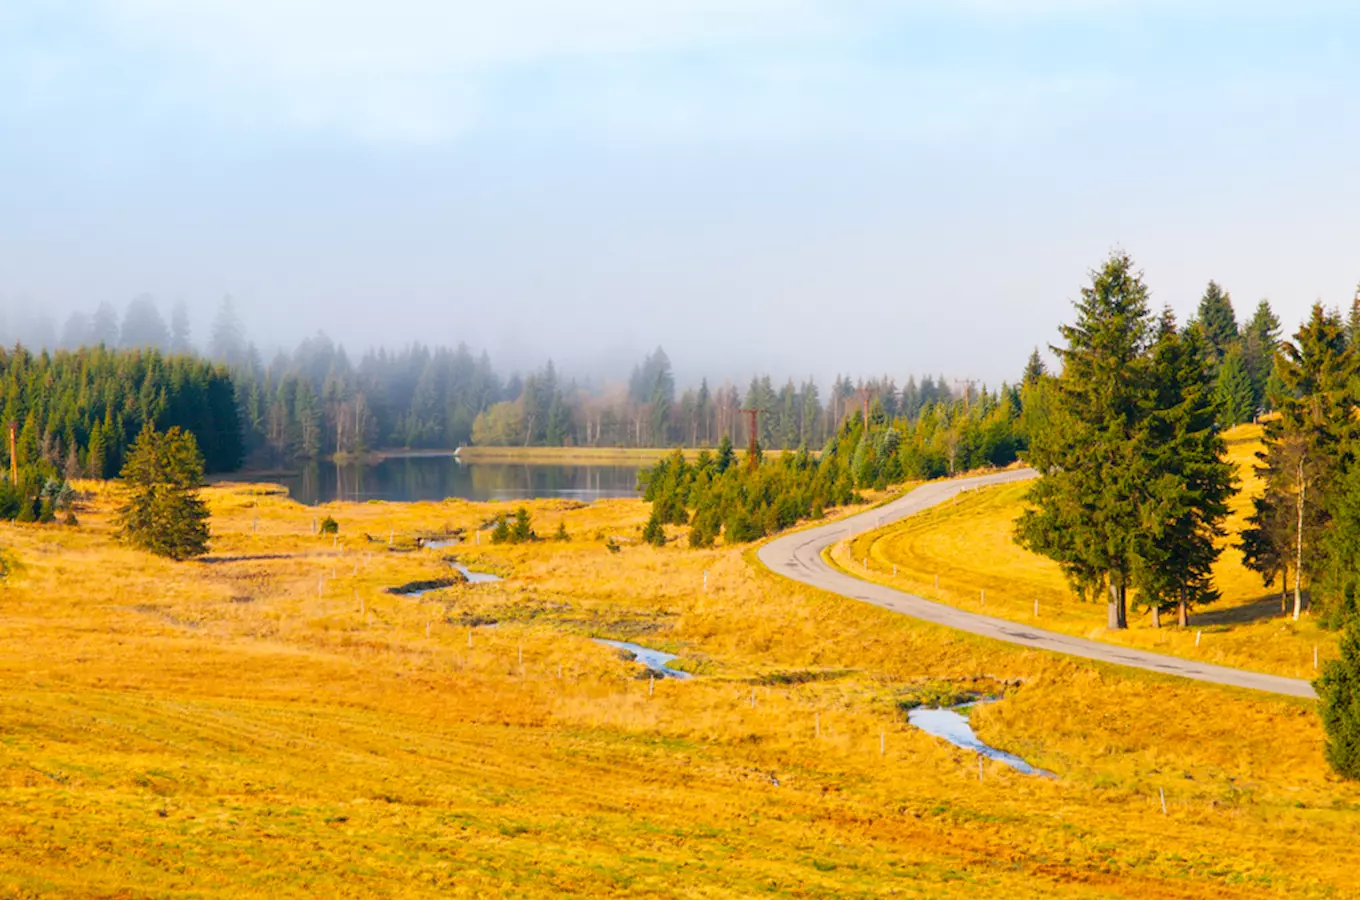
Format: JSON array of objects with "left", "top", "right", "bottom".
[{"left": 757, "top": 468, "right": 1316, "bottom": 699}]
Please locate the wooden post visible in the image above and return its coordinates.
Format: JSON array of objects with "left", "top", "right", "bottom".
[
  {"left": 703, "top": 570, "right": 708, "bottom": 592},
  {"left": 980, "top": 589, "right": 985, "bottom": 605},
  {"left": 1195, "top": 631, "right": 1201, "bottom": 647},
  {"left": 749, "top": 689, "right": 755, "bottom": 709},
  {"left": 880, "top": 731, "right": 885, "bottom": 757},
  {"left": 1159, "top": 787, "right": 1167, "bottom": 815},
  {"left": 1314, "top": 645, "right": 1319, "bottom": 670},
  {"left": 467, "top": 629, "right": 472, "bottom": 648},
  {"left": 389, "top": 528, "right": 394, "bottom": 548},
  {"left": 934, "top": 573, "right": 939, "bottom": 590},
  {"left": 1034, "top": 599, "right": 1039, "bottom": 617},
  {"left": 649, "top": 675, "right": 654, "bottom": 697}
]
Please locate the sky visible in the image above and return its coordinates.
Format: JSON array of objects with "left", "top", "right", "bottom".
[{"left": 2, "top": 1, "right": 1358, "bottom": 388}]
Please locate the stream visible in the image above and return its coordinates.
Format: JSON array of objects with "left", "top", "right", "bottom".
[
  {"left": 907, "top": 705, "right": 1052, "bottom": 776},
  {"left": 594, "top": 639, "right": 693, "bottom": 680}
]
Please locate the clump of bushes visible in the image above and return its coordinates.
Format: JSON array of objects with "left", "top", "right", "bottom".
[
  {"left": 320, "top": 516, "right": 339, "bottom": 536},
  {"left": 491, "top": 508, "right": 537, "bottom": 545}
]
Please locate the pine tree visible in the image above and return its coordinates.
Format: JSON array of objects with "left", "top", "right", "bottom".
[
  {"left": 1213, "top": 344, "right": 1256, "bottom": 425},
  {"left": 115, "top": 423, "right": 211, "bottom": 560},
  {"left": 1016, "top": 252, "right": 1155, "bottom": 629},
  {"left": 1316, "top": 619, "right": 1360, "bottom": 780}
]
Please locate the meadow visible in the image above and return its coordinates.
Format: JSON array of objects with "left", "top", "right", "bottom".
[
  {"left": 1, "top": 463, "right": 1358, "bottom": 897},
  {"left": 833, "top": 424, "right": 1338, "bottom": 680}
]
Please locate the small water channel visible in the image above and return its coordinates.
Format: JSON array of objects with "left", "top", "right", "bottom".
[
  {"left": 594, "top": 639, "right": 693, "bottom": 680},
  {"left": 907, "top": 704, "right": 1052, "bottom": 777}
]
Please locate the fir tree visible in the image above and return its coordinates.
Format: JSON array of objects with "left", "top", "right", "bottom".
[{"left": 115, "top": 423, "right": 211, "bottom": 561}]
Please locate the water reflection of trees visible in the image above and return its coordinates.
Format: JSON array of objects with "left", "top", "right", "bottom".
[{"left": 281, "top": 459, "right": 642, "bottom": 505}]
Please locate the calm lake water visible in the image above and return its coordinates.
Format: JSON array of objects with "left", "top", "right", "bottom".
[{"left": 278, "top": 455, "right": 644, "bottom": 506}]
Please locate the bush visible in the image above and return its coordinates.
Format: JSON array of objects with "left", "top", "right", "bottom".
[
  {"left": 1317, "top": 620, "right": 1360, "bottom": 780},
  {"left": 490, "top": 516, "right": 511, "bottom": 544},
  {"left": 554, "top": 521, "right": 570, "bottom": 542},
  {"left": 320, "top": 516, "right": 339, "bottom": 536}
]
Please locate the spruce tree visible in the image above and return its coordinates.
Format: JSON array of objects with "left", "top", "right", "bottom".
[
  {"left": 115, "top": 423, "right": 211, "bottom": 561},
  {"left": 1242, "top": 299, "right": 1282, "bottom": 411},
  {"left": 1022, "top": 348, "right": 1046, "bottom": 386},
  {"left": 1213, "top": 345, "right": 1256, "bottom": 425},
  {"left": 1017, "top": 252, "right": 1155, "bottom": 629},
  {"left": 1195, "top": 280, "right": 1239, "bottom": 364},
  {"left": 1316, "top": 619, "right": 1360, "bottom": 780},
  {"left": 1134, "top": 316, "right": 1236, "bottom": 626}
]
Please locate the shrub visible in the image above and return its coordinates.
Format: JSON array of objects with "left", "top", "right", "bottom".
[
  {"left": 554, "top": 521, "right": 570, "bottom": 542},
  {"left": 1317, "top": 619, "right": 1360, "bottom": 780},
  {"left": 490, "top": 516, "right": 511, "bottom": 545},
  {"left": 320, "top": 516, "right": 339, "bottom": 536}
]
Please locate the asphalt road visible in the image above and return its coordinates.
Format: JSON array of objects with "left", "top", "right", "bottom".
[{"left": 756, "top": 468, "right": 1317, "bottom": 699}]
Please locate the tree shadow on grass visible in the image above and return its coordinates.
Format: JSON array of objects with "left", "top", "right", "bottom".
[
  {"left": 1189, "top": 591, "right": 1300, "bottom": 627},
  {"left": 196, "top": 554, "right": 296, "bottom": 565}
]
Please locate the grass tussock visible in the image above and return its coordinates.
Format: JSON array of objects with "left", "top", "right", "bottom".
[{"left": 0, "top": 468, "right": 1355, "bottom": 896}]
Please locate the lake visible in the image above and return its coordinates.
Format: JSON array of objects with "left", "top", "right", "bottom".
[{"left": 277, "top": 455, "right": 645, "bottom": 506}]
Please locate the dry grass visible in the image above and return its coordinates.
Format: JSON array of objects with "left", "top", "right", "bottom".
[
  {"left": 0, "top": 470, "right": 1357, "bottom": 897},
  {"left": 834, "top": 424, "right": 1337, "bottom": 679}
]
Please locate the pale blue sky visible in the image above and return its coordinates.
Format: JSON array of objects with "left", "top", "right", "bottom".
[{"left": 2, "top": 2, "right": 1358, "bottom": 385}]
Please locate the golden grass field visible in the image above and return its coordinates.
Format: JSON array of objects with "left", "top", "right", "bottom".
[
  {"left": 834, "top": 424, "right": 1339, "bottom": 680},
  {"left": 1, "top": 458, "right": 1359, "bottom": 897}
]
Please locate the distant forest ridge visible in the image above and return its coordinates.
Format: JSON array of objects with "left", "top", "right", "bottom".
[{"left": 2, "top": 296, "right": 990, "bottom": 469}]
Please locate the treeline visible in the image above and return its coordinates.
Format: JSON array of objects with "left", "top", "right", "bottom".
[
  {"left": 639, "top": 377, "right": 1030, "bottom": 546},
  {"left": 0, "top": 344, "right": 241, "bottom": 519},
  {"left": 25, "top": 296, "right": 990, "bottom": 462}
]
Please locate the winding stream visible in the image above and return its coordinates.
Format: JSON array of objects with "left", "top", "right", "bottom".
[
  {"left": 594, "top": 639, "right": 693, "bottom": 680},
  {"left": 908, "top": 705, "right": 1052, "bottom": 776}
]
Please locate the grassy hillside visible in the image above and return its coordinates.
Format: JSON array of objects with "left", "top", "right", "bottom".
[
  {"left": 0, "top": 470, "right": 1357, "bottom": 896},
  {"left": 835, "top": 424, "right": 1336, "bottom": 678}
]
